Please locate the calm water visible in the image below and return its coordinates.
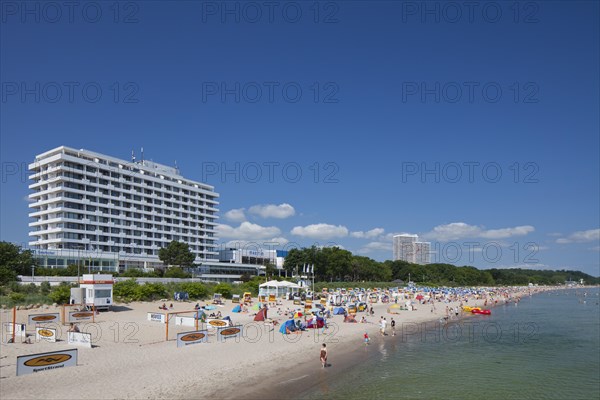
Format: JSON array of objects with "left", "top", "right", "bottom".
[{"left": 299, "top": 288, "right": 600, "bottom": 400}]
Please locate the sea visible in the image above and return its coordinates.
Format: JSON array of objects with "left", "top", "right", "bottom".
[{"left": 296, "top": 288, "right": 600, "bottom": 400}]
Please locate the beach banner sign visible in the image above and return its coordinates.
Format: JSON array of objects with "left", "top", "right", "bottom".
[
  {"left": 28, "top": 313, "right": 60, "bottom": 325},
  {"left": 68, "top": 331, "right": 92, "bottom": 348},
  {"left": 36, "top": 327, "right": 57, "bottom": 343},
  {"left": 217, "top": 325, "right": 243, "bottom": 342},
  {"left": 147, "top": 313, "right": 166, "bottom": 323},
  {"left": 176, "top": 330, "right": 209, "bottom": 347},
  {"left": 2, "top": 323, "right": 26, "bottom": 343},
  {"left": 206, "top": 319, "right": 230, "bottom": 330},
  {"left": 68, "top": 311, "right": 94, "bottom": 322},
  {"left": 16, "top": 348, "right": 78, "bottom": 376}
]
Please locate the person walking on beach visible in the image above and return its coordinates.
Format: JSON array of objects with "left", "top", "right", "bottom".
[
  {"left": 364, "top": 331, "right": 370, "bottom": 345},
  {"left": 320, "top": 344, "right": 328, "bottom": 368},
  {"left": 391, "top": 318, "right": 396, "bottom": 336}
]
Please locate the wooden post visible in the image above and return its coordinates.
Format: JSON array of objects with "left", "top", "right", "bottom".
[
  {"left": 92, "top": 305, "right": 95, "bottom": 323},
  {"left": 11, "top": 307, "right": 16, "bottom": 344},
  {"left": 165, "top": 314, "right": 169, "bottom": 341},
  {"left": 195, "top": 314, "right": 198, "bottom": 331},
  {"left": 61, "top": 305, "right": 65, "bottom": 325}
]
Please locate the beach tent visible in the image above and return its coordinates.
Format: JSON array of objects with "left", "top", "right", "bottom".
[
  {"left": 333, "top": 307, "right": 345, "bottom": 315},
  {"left": 254, "top": 307, "right": 268, "bottom": 321},
  {"left": 232, "top": 305, "right": 241, "bottom": 313},
  {"left": 259, "top": 280, "right": 301, "bottom": 298},
  {"left": 293, "top": 311, "right": 303, "bottom": 318},
  {"left": 251, "top": 303, "right": 261, "bottom": 311},
  {"left": 279, "top": 319, "right": 298, "bottom": 334}
]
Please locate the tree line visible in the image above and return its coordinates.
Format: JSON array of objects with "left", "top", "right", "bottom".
[
  {"left": 1, "top": 241, "right": 598, "bottom": 288},
  {"left": 283, "top": 246, "right": 600, "bottom": 286}
]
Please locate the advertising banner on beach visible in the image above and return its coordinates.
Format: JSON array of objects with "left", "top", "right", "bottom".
[
  {"left": 176, "top": 330, "right": 209, "bottom": 347},
  {"left": 217, "top": 325, "right": 243, "bottom": 342},
  {"left": 147, "top": 313, "right": 166, "bottom": 323},
  {"left": 28, "top": 313, "right": 60, "bottom": 325},
  {"left": 68, "top": 311, "right": 94, "bottom": 322},
  {"left": 206, "top": 319, "right": 230, "bottom": 330},
  {"left": 36, "top": 327, "right": 57, "bottom": 342},
  {"left": 16, "top": 348, "right": 78, "bottom": 376},
  {"left": 68, "top": 331, "right": 92, "bottom": 348}
]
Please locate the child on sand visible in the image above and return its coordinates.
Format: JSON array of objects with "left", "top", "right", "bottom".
[
  {"left": 320, "top": 344, "right": 328, "bottom": 368},
  {"left": 364, "top": 332, "right": 370, "bottom": 345}
]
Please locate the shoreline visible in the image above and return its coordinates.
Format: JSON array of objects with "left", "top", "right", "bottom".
[
  {"left": 229, "top": 295, "right": 517, "bottom": 400},
  {"left": 0, "top": 286, "right": 562, "bottom": 399}
]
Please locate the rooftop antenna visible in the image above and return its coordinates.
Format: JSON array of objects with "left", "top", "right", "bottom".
[
  {"left": 131, "top": 150, "right": 136, "bottom": 163},
  {"left": 141, "top": 147, "right": 144, "bottom": 163}
]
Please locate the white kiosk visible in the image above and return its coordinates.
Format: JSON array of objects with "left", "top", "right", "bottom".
[{"left": 70, "top": 274, "right": 114, "bottom": 310}]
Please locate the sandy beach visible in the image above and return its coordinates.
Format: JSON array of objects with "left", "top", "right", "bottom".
[{"left": 0, "top": 287, "right": 546, "bottom": 400}]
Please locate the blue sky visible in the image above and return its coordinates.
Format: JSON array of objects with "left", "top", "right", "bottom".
[{"left": 1, "top": 1, "right": 598, "bottom": 276}]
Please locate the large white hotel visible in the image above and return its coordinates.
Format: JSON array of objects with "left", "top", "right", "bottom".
[
  {"left": 392, "top": 234, "right": 431, "bottom": 264},
  {"left": 27, "top": 146, "right": 253, "bottom": 277}
]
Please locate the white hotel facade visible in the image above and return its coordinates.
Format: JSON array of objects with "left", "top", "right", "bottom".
[
  {"left": 393, "top": 234, "right": 431, "bottom": 265},
  {"left": 28, "top": 146, "right": 224, "bottom": 273}
]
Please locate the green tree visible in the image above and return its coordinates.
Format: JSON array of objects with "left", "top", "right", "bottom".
[
  {"left": 158, "top": 241, "right": 195, "bottom": 268},
  {"left": 264, "top": 262, "right": 277, "bottom": 279},
  {"left": 181, "top": 282, "right": 209, "bottom": 299},
  {"left": 213, "top": 283, "right": 232, "bottom": 299},
  {"left": 114, "top": 279, "right": 139, "bottom": 300},
  {"left": 164, "top": 267, "right": 191, "bottom": 278},
  {"left": 49, "top": 284, "right": 72, "bottom": 304},
  {"left": 0, "top": 266, "right": 18, "bottom": 285},
  {"left": 0, "top": 242, "right": 36, "bottom": 282},
  {"left": 283, "top": 248, "right": 308, "bottom": 275},
  {"left": 40, "top": 281, "right": 51, "bottom": 295}
]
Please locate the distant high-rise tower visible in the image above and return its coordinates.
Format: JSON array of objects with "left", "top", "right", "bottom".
[
  {"left": 414, "top": 241, "right": 431, "bottom": 265},
  {"left": 393, "top": 234, "right": 430, "bottom": 264}
]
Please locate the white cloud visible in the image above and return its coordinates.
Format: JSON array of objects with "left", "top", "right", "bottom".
[
  {"left": 290, "top": 223, "right": 349, "bottom": 240},
  {"left": 216, "top": 222, "right": 281, "bottom": 240},
  {"left": 556, "top": 229, "right": 600, "bottom": 244},
  {"left": 381, "top": 232, "right": 413, "bottom": 242},
  {"left": 588, "top": 246, "right": 600, "bottom": 252},
  {"left": 248, "top": 203, "right": 295, "bottom": 219},
  {"left": 266, "top": 237, "right": 290, "bottom": 245},
  {"left": 358, "top": 241, "right": 392, "bottom": 253},
  {"left": 479, "top": 225, "right": 535, "bottom": 239},
  {"left": 422, "top": 222, "right": 534, "bottom": 242},
  {"left": 224, "top": 208, "right": 246, "bottom": 223},
  {"left": 351, "top": 228, "right": 385, "bottom": 239}
]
